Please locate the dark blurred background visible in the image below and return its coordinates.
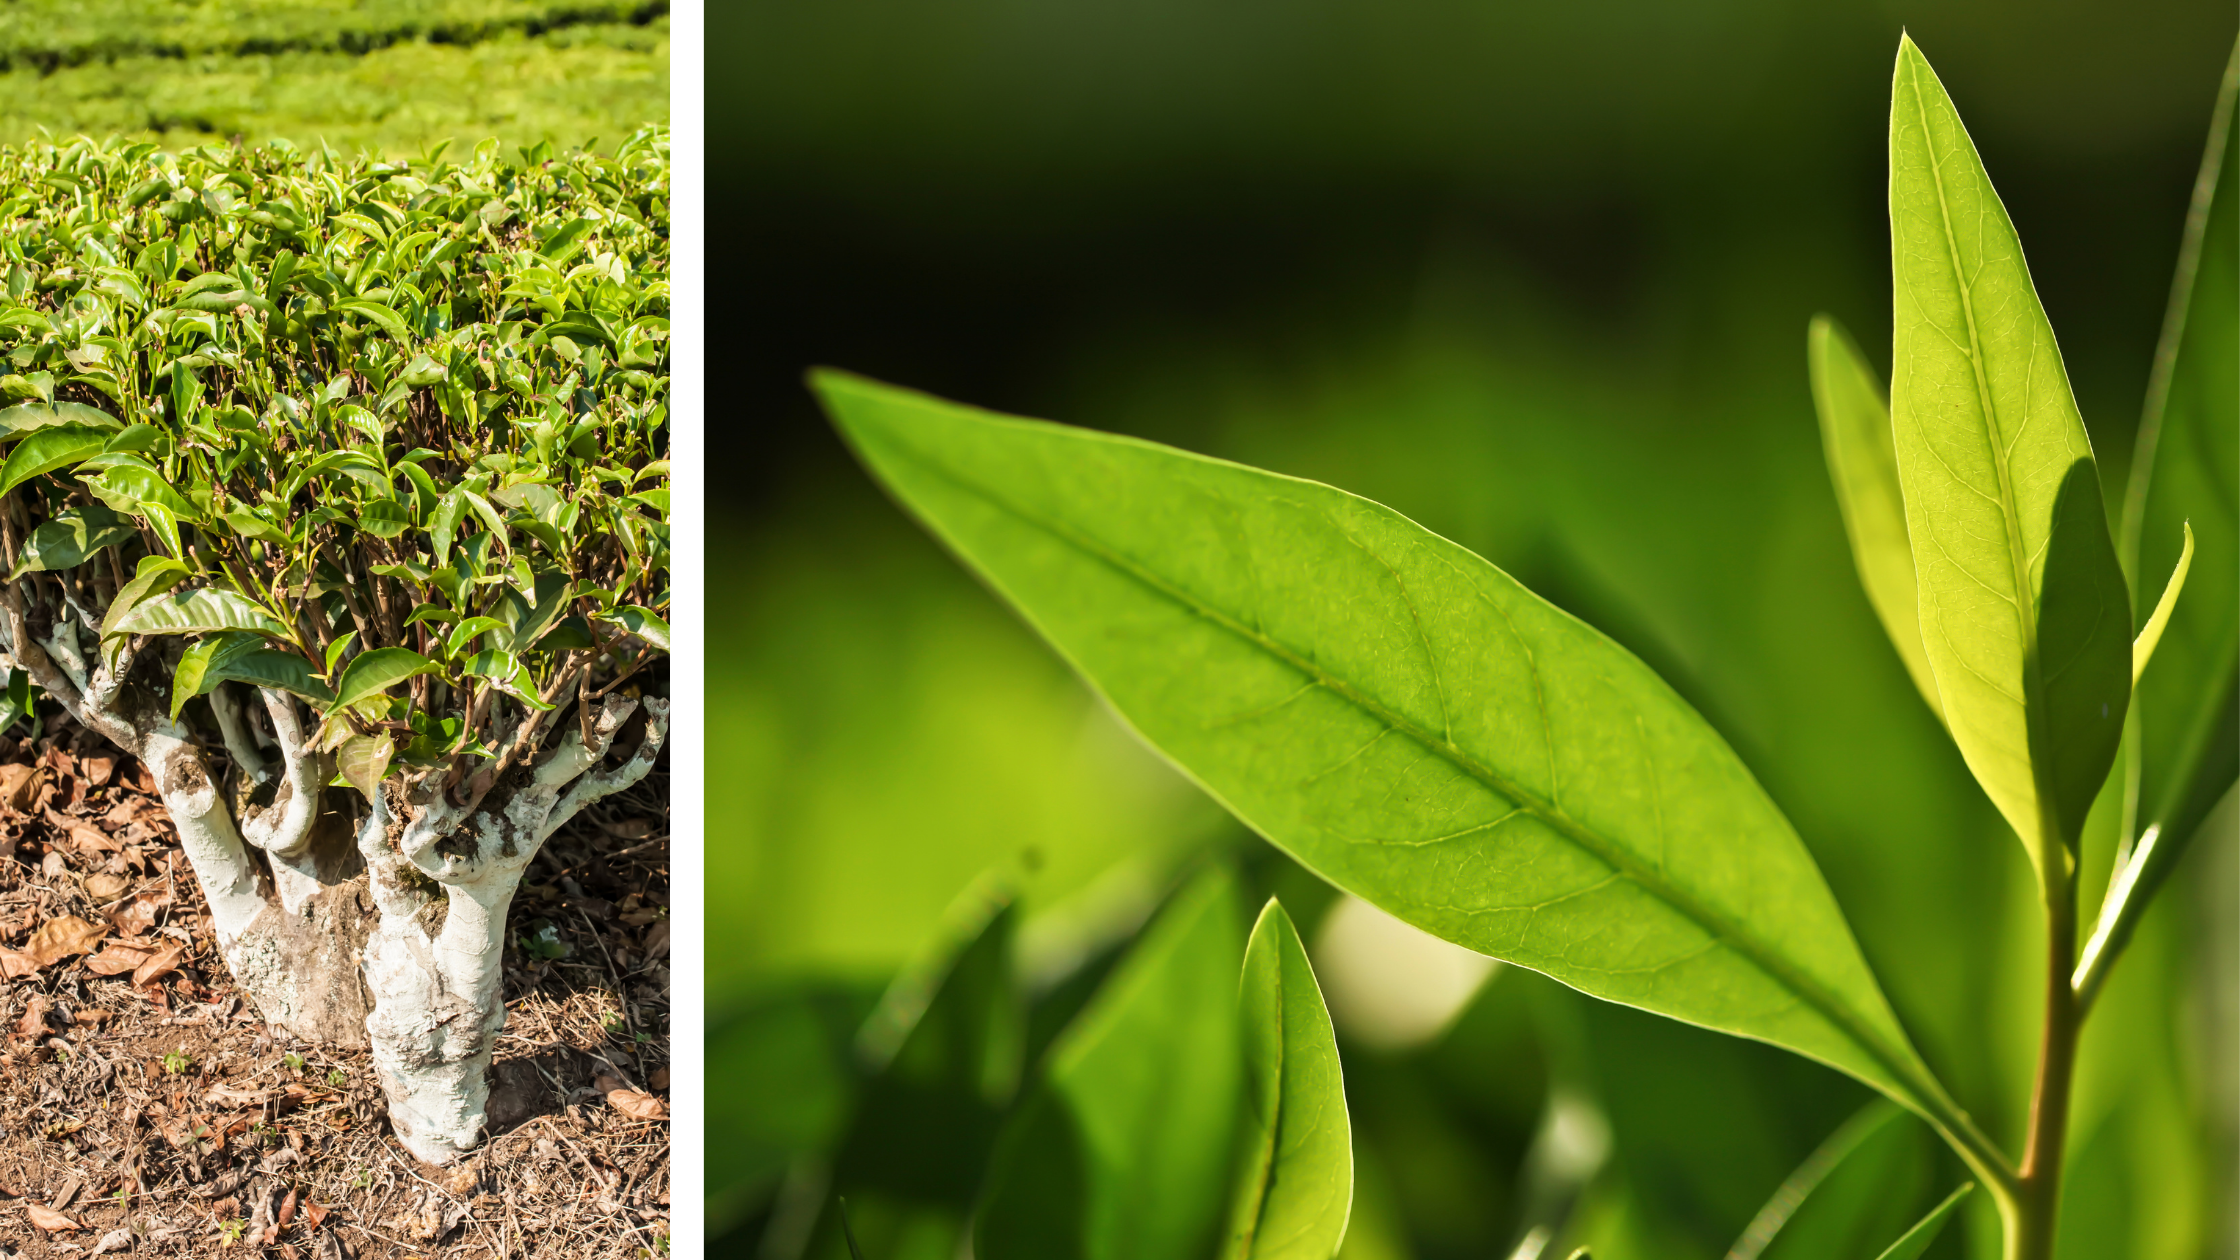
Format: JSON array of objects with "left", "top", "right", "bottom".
[{"left": 710, "top": 1, "right": 2238, "bottom": 1255}]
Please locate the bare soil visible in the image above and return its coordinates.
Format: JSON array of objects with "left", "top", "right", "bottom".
[{"left": 0, "top": 718, "right": 670, "bottom": 1259}]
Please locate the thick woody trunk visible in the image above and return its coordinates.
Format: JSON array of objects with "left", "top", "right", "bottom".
[{"left": 4, "top": 601, "right": 668, "bottom": 1164}]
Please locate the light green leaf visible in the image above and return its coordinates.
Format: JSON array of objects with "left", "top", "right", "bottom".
[
  {"left": 85, "top": 464, "right": 203, "bottom": 523},
  {"left": 1809, "top": 316, "right": 1942, "bottom": 724},
  {"left": 113, "top": 586, "right": 292, "bottom": 641},
  {"left": 9, "top": 504, "right": 136, "bottom": 579},
  {"left": 976, "top": 865, "right": 1245, "bottom": 1260},
  {"left": 818, "top": 372, "right": 1968, "bottom": 1143},
  {"left": 0, "top": 400, "right": 122, "bottom": 437},
  {"left": 1888, "top": 36, "right": 2131, "bottom": 866},
  {"left": 99, "top": 555, "right": 189, "bottom": 660},
  {"left": 1223, "top": 900, "right": 1351, "bottom": 1260},
  {"left": 0, "top": 423, "right": 113, "bottom": 498},
  {"left": 2131, "top": 521, "right": 2194, "bottom": 685},
  {"left": 334, "top": 298, "right": 411, "bottom": 344},
  {"left": 1869, "top": 1184, "right": 1972, "bottom": 1260},
  {"left": 603, "top": 605, "right": 669, "bottom": 653},
  {"left": 172, "top": 636, "right": 234, "bottom": 721},
  {"left": 359, "top": 498, "right": 413, "bottom": 539},
  {"left": 337, "top": 732, "right": 395, "bottom": 800},
  {"left": 332, "top": 646, "right": 438, "bottom": 709},
  {"left": 446, "top": 617, "right": 509, "bottom": 657},
  {"left": 324, "top": 631, "right": 358, "bottom": 676}
]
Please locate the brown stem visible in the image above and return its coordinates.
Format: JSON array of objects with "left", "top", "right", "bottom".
[{"left": 2009, "top": 846, "right": 2081, "bottom": 1260}]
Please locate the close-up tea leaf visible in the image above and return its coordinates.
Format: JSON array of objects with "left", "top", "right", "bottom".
[{"left": 1224, "top": 899, "right": 1351, "bottom": 1260}]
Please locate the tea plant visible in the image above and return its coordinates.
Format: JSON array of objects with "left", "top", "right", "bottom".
[
  {"left": 0, "top": 126, "right": 670, "bottom": 1163},
  {"left": 812, "top": 37, "right": 2234, "bottom": 1260}
]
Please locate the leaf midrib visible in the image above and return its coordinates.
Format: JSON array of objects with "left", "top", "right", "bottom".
[
  {"left": 1906, "top": 51, "right": 2056, "bottom": 850},
  {"left": 879, "top": 425, "right": 1942, "bottom": 1113}
]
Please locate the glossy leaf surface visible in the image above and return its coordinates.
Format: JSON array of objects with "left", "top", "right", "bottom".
[
  {"left": 8, "top": 504, "right": 135, "bottom": 579},
  {"left": 818, "top": 371, "right": 1945, "bottom": 1120},
  {"left": 111, "top": 585, "right": 291, "bottom": 641},
  {"left": 1225, "top": 899, "right": 1352, "bottom": 1260},
  {"left": 1809, "top": 316, "right": 1942, "bottom": 723},
  {"left": 975, "top": 865, "right": 1244, "bottom": 1260},
  {"left": 1888, "top": 36, "right": 2132, "bottom": 862},
  {"left": 332, "top": 647, "right": 439, "bottom": 708}
]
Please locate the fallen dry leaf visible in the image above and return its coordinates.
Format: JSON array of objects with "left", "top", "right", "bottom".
[
  {"left": 24, "top": 1202, "right": 79, "bottom": 1232},
  {"left": 0, "top": 947, "right": 33, "bottom": 979},
  {"left": 84, "top": 942, "right": 158, "bottom": 976},
  {"left": 131, "top": 942, "right": 185, "bottom": 988},
  {"left": 605, "top": 1088, "right": 667, "bottom": 1121},
  {"left": 81, "top": 755, "right": 115, "bottom": 787},
  {"left": 14, "top": 994, "right": 50, "bottom": 1037},
  {"left": 23, "top": 915, "right": 104, "bottom": 966},
  {"left": 205, "top": 1082, "right": 272, "bottom": 1109},
  {"left": 642, "top": 919, "right": 669, "bottom": 958},
  {"left": 0, "top": 763, "right": 38, "bottom": 811},
  {"left": 303, "top": 1200, "right": 329, "bottom": 1231},
  {"left": 110, "top": 888, "right": 170, "bottom": 937},
  {"left": 71, "top": 1008, "right": 109, "bottom": 1025},
  {"left": 650, "top": 1067, "right": 669, "bottom": 1090},
  {"left": 47, "top": 806, "right": 117, "bottom": 854},
  {"left": 84, "top": 872, "right": 130, "bottom": 902},
  {"left": 262, "top": 1186, "right": 298, "bottom": 1244}
]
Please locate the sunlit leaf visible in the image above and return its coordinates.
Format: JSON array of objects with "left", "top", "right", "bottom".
[
  {"left": 818, "top": 371, "right": 1958, "bottom": 1131},
  {"left": 1224, "top": 899, "right": 1351, "bottom": 1260},
  {"left": 976, "top": 866, "right": 1245, "bottom": 1260},
  {"left": 1888, "top": 36, "right": 2131, "bottom": 867},
  {"left": 332, "top": 646, "right": 438, "bottom": 708},
  {"left": 1808, "top": 316, "right": 1941, "bottom": 723}
]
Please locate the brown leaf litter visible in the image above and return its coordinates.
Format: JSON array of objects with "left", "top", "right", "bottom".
[{"left": 0, "top": 718, "right": 671, "bottom": 1258}]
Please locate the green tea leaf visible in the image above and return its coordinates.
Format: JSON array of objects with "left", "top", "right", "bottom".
[
  {"left": 208, "top": 648, "right": 335, "bottom": 705},
  {"left": 603, "top": 604, "right": 668, "bottom": 652},
  {"left": 0, "top": 423, "right": 112, "bottom": 498},
  {"left": 1223, "top": 899, "right": 1351, "bottom": 1260},
  {"left": 332, "top": 646, "right": 438, "bottom": 708},
  {"left": 976, "top": 865, "right": 1245, "bottom": 1260},
  {"left": 112, "top": 586, "right": 292, "bottom": 641},
  {"left": 0, "top": 400, "right": 121, "bottom": 437},
  {"left": 818, "top": 371, "right": 1957, "bottom": 1132},
  {"left": 2131, "top": 521, "right": 2194, "bottom": 684},
  {"left": 1809, "top": 316, "right": 1942, "bottom": 723},
  {"left": 8, "top": 504, "right": 136, "bottom": 578},
  {"left": 1888, "top": 36, "right": 2131, "bottom": 864},
  {"left": 1869, "top": 1183, "right": 1972, "bottom": 1260}
]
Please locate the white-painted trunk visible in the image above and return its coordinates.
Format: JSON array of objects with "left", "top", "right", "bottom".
[
  {"left": 0, "top": 600, "right": 669, "bottom": 1164},
  {"left": 360, "top": 694, "right": 669, "bottom": 1164}
]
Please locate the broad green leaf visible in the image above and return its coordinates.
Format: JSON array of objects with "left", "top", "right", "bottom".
[
  {"left": 0, "top": 423, "right": 112, "bottom": 498},
  {"left": 337, "top": 732, "right": 395, "bottom": 799},
  {"left": 1869, "top": 1183, "right": 1972, "bottom": 1260},
  {"left": 1888, "top": 36, "right": 2131, "bottom": 865},
  {"left": 1808, "top": 316, "right": 1942, "bottom": 723},
  {"left": 603, "top": 604, "right": 669, "bottom": 652},
  {"left": 446, "top": 617, "right": 509, "bottom": 657},
  {"left": 1732, "top": 1100, "right": 1931, "bottom": 1260},
  {"left": 1224, "top": 900, "right": 1352, "bottom": 1260},
  {"left": 2105, "top": 40, "right": 2239, "bottom": 955},
  {"left": 975, "top": 865, "right": 1244, "bottom": 1260},
  {"left": 8, "top": 504, "right": 136, "bottom": 579},
  {"left": 332, "top": 646, "right": 439, "bottom": 709},
  {"left": 334, "top": 298, "right": 412, "bottom": 343},
  {"left": 208, "top": 649, "right": 335, "bottom": 705},
  {"left": 172, "top": 636, "right": 232, "bottom": 721},
  {"left": 818, "top": 371, "right": 1959, "bottom": 1135},
  {"left": 85, "top": 464, "right": 203, "bottom": 523},
  {"left": 360, "top": 498, "right": 413, "bottom": 539},
  {"left": 100, "top": 555, "right": 189, "bottom": 646},
  {"left": 113, "top": 586, "right": 292, "bottom": 641},
  {"left": 0, "top": 401, "right": 122, "bottom": 437}
]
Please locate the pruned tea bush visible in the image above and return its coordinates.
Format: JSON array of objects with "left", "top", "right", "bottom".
[{"left": 0, "top": 125, "right": 670, "bottom": 1163}]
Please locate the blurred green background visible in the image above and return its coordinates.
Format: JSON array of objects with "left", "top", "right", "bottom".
[
  {"left": 716, "top": 1, "right": 2237, "bottom": 1255},
  {"left": 0, "top": 0, "right": 668, "bottom": 155}
]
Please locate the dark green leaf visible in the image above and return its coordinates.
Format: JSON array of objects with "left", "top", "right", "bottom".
[
  {"left": 976, "top": 866, "right": 1245, "bottom": 1260},
  {"left": 0, "top": 423, "right": 112, "bottom": 498},
  {"left": 113, "top": 586, "right": 292, "bottom": 641},
  {"left": 9, "top": 504, "right": 136, "bottom": 578},
  {"left": 332, "top": 646, "right": 439, "bottom": 709}
]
